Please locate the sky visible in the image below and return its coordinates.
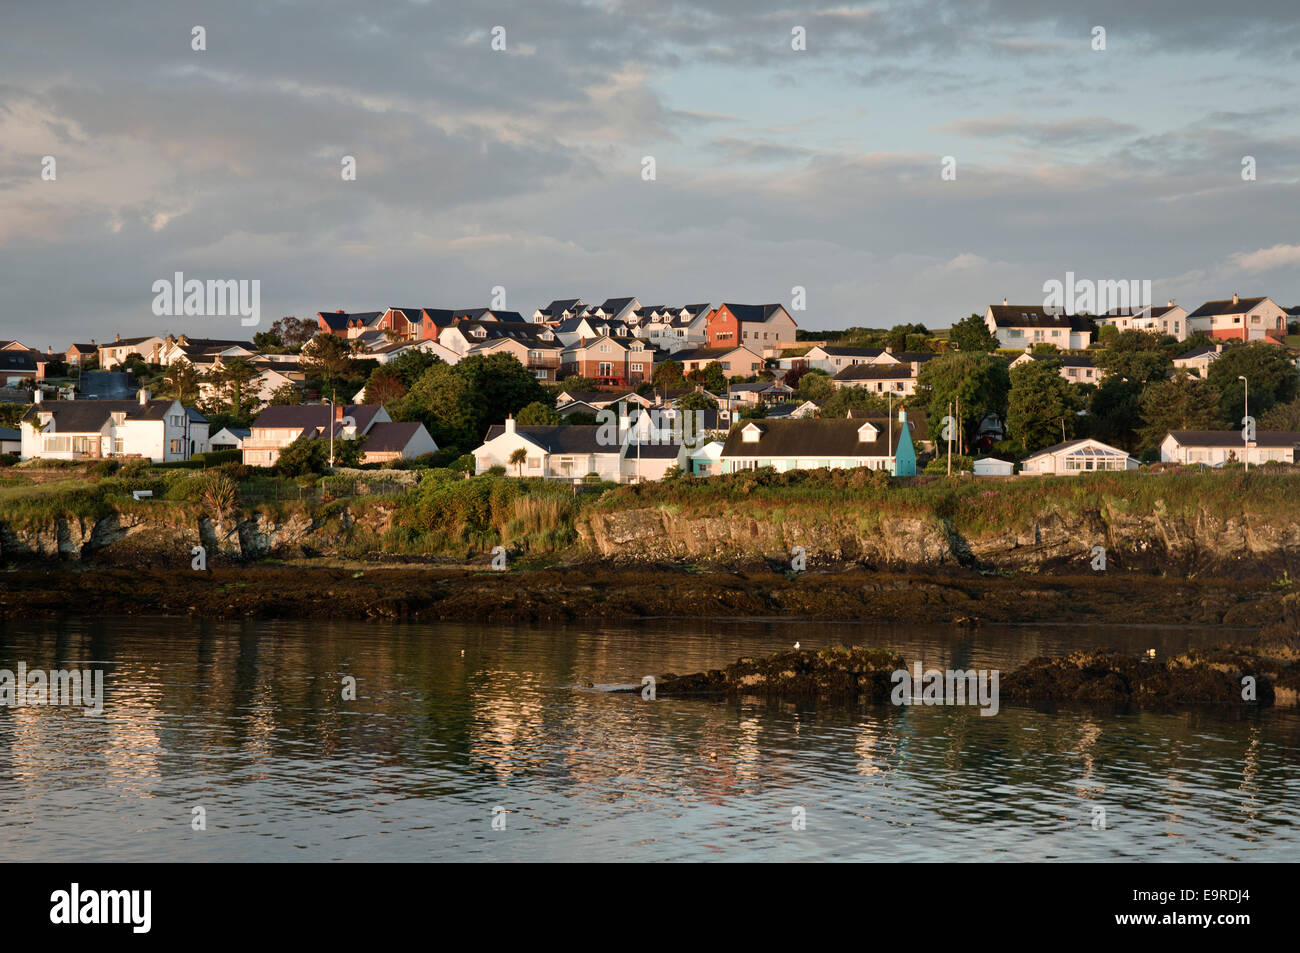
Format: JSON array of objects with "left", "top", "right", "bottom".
[{"left": 2, "top": 0, "right": 1299, "bottom": 346}]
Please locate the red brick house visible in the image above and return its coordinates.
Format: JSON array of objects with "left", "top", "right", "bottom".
[
  {"left": 705, "top": 303, "right": 798, "bottom": 356},
  {"left": 560, "top": 335, "right": 657, "bottom": 386}
]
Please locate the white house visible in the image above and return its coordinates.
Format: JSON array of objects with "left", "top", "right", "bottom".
[
  {"left": 1019, "top": 438, "right": 1139, "bottom": 476},
  {"left": 719, "top": 418, "right": 899, "bottom": 473},
  {"left": 20, "top": 390, "right": 195, "bottom": 462},
  {"left": 209, "top": 426, "right": 250, "bottom": 451},
  {"left": 358, "top": 421, "right": 438, "bottom": 464},
  {"left": 474, "top": 418, "right": 622, "bottom": 482},
  {"left": 1010, "top": 352, "right": 1102, "bottom": 385},
  {"left": 242, "top": 404, "right": 392, "bottom": 467},
  {"left": 1172, "top": 344, "right": 1224, "bottom": 378},
  {"left": 985, "top": 303, "right": 1093, "bottom": 350},
  {"left": 1160, "top": 430, "right": 1300, "bottom": 466}
]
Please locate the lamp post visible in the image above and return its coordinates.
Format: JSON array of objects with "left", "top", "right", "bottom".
[
  {"left": 1239, "top": 375, "right": 1249, "bottom": 472},
  {"left": 326, "top": 389, "right": 336, "bottom": 469}
]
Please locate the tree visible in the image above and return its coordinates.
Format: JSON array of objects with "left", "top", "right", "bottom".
[
  {"left": 1260, "top": 397, "right": 1300, "bottom": 432},
  {"left": 687, "top": 361, "right": 728, "bottom": 393},
  {"left": 268, "top": 383, "right": 301, "bottom": 406},
  {"left": 816, "top": 387, "right": 890, "bottom": 419},
  {"left": 653, "top": 359, "right": 684, "bottom": 389},
  {"left": 886, "top": 323, "right": 928, "bottom": 352},
  {"left": 1137, "top": 371, "right": 1223, "bottom": 450},
  {"left": 509, "top": 447, "right": 528, "bottom": 477},
  {"left": 253, "top": 330, "right": 285, "bottom": 353},
  {"left": 274, "top": 435, "right": 327, "bottom": 476},
  {"left": 392, "top": 362, "right": 483, "bottom": 452},
  {"left": 950, "top": 314, "right": 997, "bottom": 353},
  {"left": 452, "top": 353, "right": 550, "bottom": 430},
  {"left": 300, "top": 333, "right": 358, "bottom": 395},
  {"left": 914, "top": 353, "right": 1011, "bottom": 454},
  {"left": 1006, "top": 358, "right": 1083, "bottom": 452},
  {"left": 1206, "top": 343, "right": 1298, "bottom": 423},
  {"left": 1086, "top": 376, "right": 1143, "bottom": 451},
  {"left": 363, "top": 365, "right": 408, "bottom": 406},
  {"left": 796, "top": 369, "right": 834, "bottom": 402},
  {"left": 678, "top": 390, "right": 718, "bottom": 411},
  {"left": 1096, "top": 324, "right": 1119, "bottom": 346},
  {"left": 517, "top": 401, "right": 562, "bottom": 425},
  {"left": 1094, "top": 330, "right": 1172, "bottom": 386},
  {"left": 202, "top": 357, "right": 261, "bottom": 421},
  {"left": 159, "top": 360, "right": 200, "bottom": 405},
  {"left": 271, "top": 316, "right": 319, "bottom": 350}
]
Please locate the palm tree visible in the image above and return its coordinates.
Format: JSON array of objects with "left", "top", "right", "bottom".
[{"left": 509, "top": 447, "right": 527, "bottom": 477}]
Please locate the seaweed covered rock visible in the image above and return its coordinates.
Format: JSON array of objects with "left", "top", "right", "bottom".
[
  {"left": 637, "top": 646, "right": 906, "bottom": 701},
  {"left": 1001, "top": 649, "right": 1276, "bottom": 706}
]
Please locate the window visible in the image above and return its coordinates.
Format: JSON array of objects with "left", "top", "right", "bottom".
[
  {"left": 113, "top": 438, "right": 124, "bottom": 454},
  {"left": 631, "top": 363, "right": 643, "bottom": 373},
  {"left": 170, "top": 439, "right": 182, "bottom": 454}
]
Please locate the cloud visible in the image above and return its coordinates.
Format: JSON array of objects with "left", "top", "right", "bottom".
[{"left": 1228, "top": 244, "right": 1300, "bottom": 273}]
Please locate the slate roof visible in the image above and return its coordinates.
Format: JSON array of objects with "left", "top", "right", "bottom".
[
  {"left": 1174, "top": 345, "right": 1220, "bottom": 361},
  {"left": 21, "top": 399, "right": 177, "bottom": 432},
  {"left": 720, "top": 303, "right": 788, "bottom": 323},
  {"left": 0, "top": 351, "right": 38, "bottom": 372},
  {"left": 1166, "top": 430, "right": 1300, "bottom": 448},
  {"left": 816, "top": 346, "right": 886, "bottom": 358},
  {"left": 250, "top": 404, "right": 384, "bottom": 434},
  {"left": 483, "top": 424, "right": 616, "bottom": 455},
  {"left": 0, "top": 426, "right": 20, "bottom": 442},
  {"left": 1187, "top": 297, "right": 1269, "bottom": 318},
  {"left": 721, "top": 418, "right": 895, "bottom": 458},
  {"left": 833, "top": 363, "right": 915, "bottom": 381},
  {"left": 362, "top": 421, "right": 427, "bottom": 452},
  {"left": 987, "top": 305, "right": 1091, "bottom": 330}
]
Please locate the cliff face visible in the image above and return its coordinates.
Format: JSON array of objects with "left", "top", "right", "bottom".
[
  {"left": 578, "top": 504, "right": 1300, "bottom": 577},
  {"left": 1, "top": 495, "right": 1297, "bottom": 577}
]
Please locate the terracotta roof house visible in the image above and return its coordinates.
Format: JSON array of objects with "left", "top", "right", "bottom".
[{"left": 1160, "top": 430, "right": 1300, "bottom": 466}]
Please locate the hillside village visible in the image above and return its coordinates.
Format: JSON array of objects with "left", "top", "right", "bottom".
[{"left": 4, "top": 293, "right": 1300, "bottom": 482}]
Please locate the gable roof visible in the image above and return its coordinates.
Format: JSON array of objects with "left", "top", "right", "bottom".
[
  {"left": 250, "top": 404, "right": 384, "bottom": 434},
  {"left": 720, "top": 303, "right": 789, "bottom": 324},
  {"left": 1023, "top": 438, "right": 1129, "bottom": 461},
  {"left": 987, "top": 305, "right": 1090, "bottom": 330},
  {"left": 1175, "top": 345, "right": 1220, "bottom": 361},
  {"left": 362, "top": 421, "right": 427, "bottom": 452},
  {"left": 1166, "top": 430, "right": 1300, "bottom": 448},
  {"left": 833, "top": 363, "right": 915, "bottom": 381},
  {"left": 721, "top": 417, "right": 895, "bottom": 458},
  {"left": 21, "top": 399, "right": 178, "bottom": 432},
  {"left": 482, "top": 424, "right": 616, "bottom": 455}
]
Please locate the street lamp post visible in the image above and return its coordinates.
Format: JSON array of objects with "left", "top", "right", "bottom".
[
  {"left": 1239, "top": 375, "right": 1249, "bottom": 472},
  {"left": 327, "top": 389, "right": 336, "bottom": 469}
]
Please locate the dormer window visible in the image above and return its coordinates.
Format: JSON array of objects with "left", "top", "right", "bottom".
[
  {"left": 857, "top": 423, "right": 879, "bottom": 442},
  {"left": 742, "top": 422, "right": 763, "bottom": 443},
  {"left": 111, "top": 412, "right": 126, "bottom": 426}
]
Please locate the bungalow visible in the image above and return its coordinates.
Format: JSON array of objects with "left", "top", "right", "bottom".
[
  {"left": 359, "top": 421, "right": 438, "bottom": 463},
  {"left": 706, "top": 303, "right": 798, "bottom": 356},
  {"left": 1096, "top": 302, "right": 1187, "bottom": 340},
  {"left": 801, "top": 345, "right": 885, "bottom": 374},
  {"left": 831, "top": 362, "right": 918, "bottom": 395},
  {"left": 1160, "top": 430, "right": 1300, "bottom": 466},
  {"left": 560, "top": 335, "right": 657, "bottom": 386},
  {"left": 674, "top": 344, "right": 765, "bottom": 378},
  {"left": 719, "top": 417, "right": 903, "bottom": 474},
  {"left": 1020, "top": 438, "right": 1139, "bottom": 476},
  {"left": 474, "top": 418, "right": 622, "bottom": 483},
  {"left": 985, "top": 303, "right": 1093, "bottom": 350},
  {"left": 1172, "top": 343, "right": 1224, "bottom": 378},
  {"left": 161, "top": 336, "right": 256, "bottom": 367},
  {"left": 20, "top": 390, "right": 197, "bottom": 462},
  {"left": 242, "top": 403, "right": 391, "bottom": 467},
  {"left": 1186, "top": 295, "right": 1287, "bottom": 343},
  {"left": 371, "top": 337, "right": 462, "bottom": 366},
  {"left": 1009, "top": 352, "right": 1101, "bottom": 385}
]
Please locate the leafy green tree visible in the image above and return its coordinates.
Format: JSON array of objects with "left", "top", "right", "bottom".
[
  {"left": 1007, "top": 358, "right": 1083, "bottom": 451},
  {"left": 268, "top": 383, "right": 301, "bottom": 406},
  {"left": 678, "top": 390, "right": 718, "bottom": 411},
  {"left": 1206, "top": 343, "right": 1298, "bottom": 422},
  {"left": 363, "top": 365, "right": 407, "bottom": 406},
  {"left": 1260, "top": 397, "right": 1300, "bottom": 432},
  {"left": 201, "top": 357, "right": 261, "bottom": 421},
  {"left": 253, "top": 330, "right": 284, "bottom": 352},
  {"left": 300, "top": 333, "right": 358, "bottom": 395},
  {"left": 274, "top": 435, "right": 327, "bottom": 476},
  {"left": 386, "top": 349, "right": 442, "bottom": 387},
  {"left": 1094, "top": 330, "right": 1172, "bottom": 386},
  {"left": 452, "top": 353, "right": 550, "bottom": 429},
  {"left": 816, "top": 387, "right": 890, "bottom": 419},
  {"left": 517, "top": 401, "right": 562, "bottom": 425},
  {"left": 1137, "top": 371, "right": 1223, "bottom": 450},
  {"left": 1086, "top": 376, "right": 1143, "bottom": 451},
  {"left": 393, "top": 362, "right": 484, "bottom": 450},
  {"left": 886, "top": 323, "right": 928, "bottom": 352},
  {"left": 914, "top": 353, "right": 1011, "bottom": 454},
  {"left": 687, "top": 362, "right": 728, "bottom": 393},
  {"left": 270, "top": 316, "right": 319, "bottom": 350},
  {"left": 796, "top": 369, "right": 834, "bottom": 402},
  {"left": 159, "top": 360, "right": 200, "bottom": 404},
  {"left": 949, "top": 314, "right": 997, "bottom": 353},
  {"left": 653, "top": 359, "right": 684, "bottom": 388},
  {"left": 1096, "top": 324, "right": 1119, "bottom": 346}
]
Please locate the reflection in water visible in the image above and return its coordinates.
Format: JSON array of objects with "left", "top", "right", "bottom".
[{"left": 0, "top": 616, "right": 1296, "bottom": 861}]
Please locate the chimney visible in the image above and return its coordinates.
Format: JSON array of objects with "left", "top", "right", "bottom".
[
  {"left": 47, "top": 345, "right": 53, "bottom": 354},
  {"left": 138, "top": 387, "right": 149, "bottom": 405},
  {"left": 1003, "top": 297, "right": 1008, "bottom": 306},
  {"left": 90, "top": 338, "right": 95, "bottom": 346},
  {"left": 115, "top": 332, "right": 121, "bottom": 342},
  {"left": 33, "top": 389, "right": 42, "bottom": 405},
  {"left": 1167, "top": 299, "right": 1174, "bottom": 307},
  {"left": 1232, "top": 293, "right": 1239, "bottom": 305},
  {"left": 335, "top": 404, "right": 344, "bottom": 421},
  {"left": 337, "top": 308, "right": 345, "bottom": 314},
  {"left": 505, "top": 415, "right": 516, "bottom": 435}
]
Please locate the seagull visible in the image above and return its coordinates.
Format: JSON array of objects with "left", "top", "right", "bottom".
[{"left": 794, "top": 641, "right": 801, "bottom": 650}]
